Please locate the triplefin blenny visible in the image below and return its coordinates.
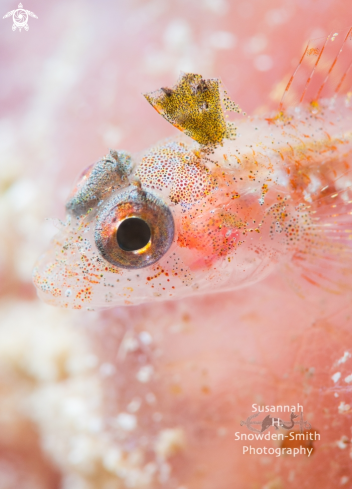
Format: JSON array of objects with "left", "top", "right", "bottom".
[{"left": 33, "top": 29, "right": 352, "bottom": 310}]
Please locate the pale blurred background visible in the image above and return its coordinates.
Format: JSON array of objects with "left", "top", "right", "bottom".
[{"left": 1, "top": 1, "right": 352, "bottom": 488}]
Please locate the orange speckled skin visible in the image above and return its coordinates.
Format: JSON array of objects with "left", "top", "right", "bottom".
[{"left": 34, "top": 96, "right": 352, "bottom": 309}]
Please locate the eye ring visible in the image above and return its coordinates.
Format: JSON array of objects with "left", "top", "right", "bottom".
[{"left": 95, "top": 187, "right": 174, "bottom": 269}]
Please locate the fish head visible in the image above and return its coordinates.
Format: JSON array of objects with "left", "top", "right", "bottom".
[
  {"left": 33, "top": 136, "right": 288, "bottom": 310},
  {"left": 33, "top": 73, "right": 291, "bottom": 309}
]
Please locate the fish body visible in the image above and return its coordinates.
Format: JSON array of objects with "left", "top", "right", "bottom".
[
  {"left": 33, "top": 33, "right": 352, "bottom": 310},
  {"left": 23, "top": 23, "right": 352, "bottom": 489},
  {"left": 33, "top": 91, "right": 352, "bottom": 309}
]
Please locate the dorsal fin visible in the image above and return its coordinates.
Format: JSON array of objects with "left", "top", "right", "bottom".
[
  {"left": 143, "top": 72, "right": 241, "bottom": 151},
  {"left": 280, "top": 26, "right": 352, "bottom": 110}
]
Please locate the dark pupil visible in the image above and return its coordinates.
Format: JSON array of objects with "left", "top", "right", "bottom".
[{"left": 117, "top": 217, "right": 151, "bottom": 252}]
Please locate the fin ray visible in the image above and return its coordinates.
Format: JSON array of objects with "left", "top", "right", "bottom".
[{"left": 280, "top": 27, "right": 352, "bottom": 110}]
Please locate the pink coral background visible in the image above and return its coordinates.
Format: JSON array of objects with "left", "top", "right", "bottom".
[{"left": 1, "top": 0, "right": 352, "bottom": 488}]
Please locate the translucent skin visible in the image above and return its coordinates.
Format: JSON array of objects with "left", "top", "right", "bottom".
[{"left": 34, "top": 97, "right": 352, "bottom": 309}]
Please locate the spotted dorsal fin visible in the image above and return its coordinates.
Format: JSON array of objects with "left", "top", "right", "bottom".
[{"left": 144, "top": 72, "right": 241, "bottom": 150}]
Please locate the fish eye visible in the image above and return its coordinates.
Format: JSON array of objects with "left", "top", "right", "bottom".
[
  {"left": 116, "top": 217, "right": 151, "bottom": 252},
  {"left": 95, "top": 187, "right": 174, "bottom": 269}
]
